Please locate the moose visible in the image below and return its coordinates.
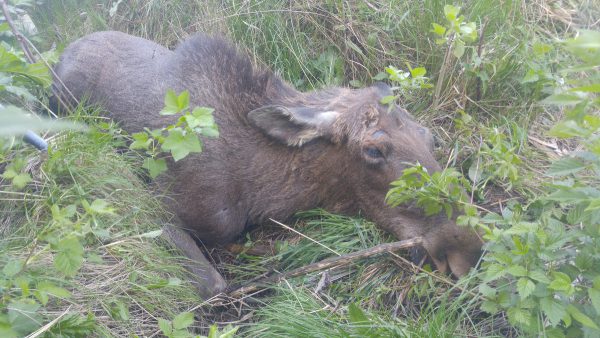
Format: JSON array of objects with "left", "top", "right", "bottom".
[{"left": 52, "top": 31, "right": 483, "bottom": 298}]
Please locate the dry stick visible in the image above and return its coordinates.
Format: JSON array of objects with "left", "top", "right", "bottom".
[{"left": 227, "top": 237, "right": 423, "bottom": 298}]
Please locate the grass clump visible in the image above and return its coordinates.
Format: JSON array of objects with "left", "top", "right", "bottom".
[{"left": 0, "top": 115, "right": 205, "bottom": 336}]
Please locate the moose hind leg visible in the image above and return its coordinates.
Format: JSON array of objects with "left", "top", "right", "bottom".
[{"left": 162, "top": 225, "right": 226, "bottom": 299}]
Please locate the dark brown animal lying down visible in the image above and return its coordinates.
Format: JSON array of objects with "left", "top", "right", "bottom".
[{"left": 53, "top": 31, "right": 483, "bottom": 298}]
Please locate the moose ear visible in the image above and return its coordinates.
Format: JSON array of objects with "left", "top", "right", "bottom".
[{"left": 248, "top": 105, "right": 339, "bottom": 146}]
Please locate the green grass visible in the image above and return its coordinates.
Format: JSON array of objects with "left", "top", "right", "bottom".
[
  {"left": 3, "top": 0, "right": 599, "bottom": 336},
  {"left": 1, "top": 111, "right": 206, "bottom": 336}
]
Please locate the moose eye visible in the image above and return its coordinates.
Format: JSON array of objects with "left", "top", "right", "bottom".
[{"left": 364, "top": 147, "right": 384, "bottom": 159}]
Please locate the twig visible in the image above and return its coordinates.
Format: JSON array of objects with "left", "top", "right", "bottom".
[{"left": 227, "top": 237, "right": 423, "bottom": 297}]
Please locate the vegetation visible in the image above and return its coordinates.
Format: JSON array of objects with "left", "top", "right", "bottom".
[{"left": 1, "top": 0, "right": 598, "bottom": 336}]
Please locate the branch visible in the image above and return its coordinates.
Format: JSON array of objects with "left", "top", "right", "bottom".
[{"left": 227, "top": 237, "right": 423, "bottom": 297}]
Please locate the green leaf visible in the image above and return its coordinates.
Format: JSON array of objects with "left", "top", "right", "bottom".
[
  {"left": 7, "top": 300, "right": 41, "bottom": 335},
  {"left": 53, "top": 236, "right": 84, "bottom": 277},
  {"left": 11, "top": 173, "right": 31, "bottom": 189},
  {"left": 507, "top": 265, "right": 528, "bottom": 277},
  {"left": 453, "top": 39, "right": 465, "bottom": 58},
  {"left": 548, "top": 157, "right": 586, "bottom": 176},
  {"left": 522, "top": 69, "right": 540, "bottom": 83},
  {"left": 543, "top": 93, "right": 583, "bottom": 106},
  {"left": 188, "top": 107, "right": 215, "bottom": 128},
  {"left": 431, "top": 23, "right": 446, "bottom": 36},
  {"left": 160, "top": 89, "right": 181, "bottom": 115},
  {"left": 549, "top": 120, "right": 589, "bottom": 138},
  {"left": 517, "top": 278, "right": 535, "bottom": 299},
  {"left": 379, "top": 95, "right": 396, "bottom": 105},
  {"left": 143, "top": 157, "right": 167, "bottom": 178},
  {"left": 172, "top": 312, "right": 194, "bottom": 330},
  {"left": 548, "top": 272, "right": 573, "bottom": 294},
  {"left": 86, "top": 199, "right": 115, "bottom": 215},
  {"left": 589, "top": 288, "right": 600, "bottom": 316},
  {"left": 443, "top": 5, "right": 460, "bottom": 22},
  {"left": 410, "top": 67, "right": 427, "bottom": 78},
  {"left": 130, "top": 132, "right": 151, "bottom": 150},
  {"left": 158, "top": 318, "right": 172, "bottom": 336},
  {"left": 529, "top": 270, "right": 551, "bottom": 284},
  {"left": 162, "top": 128, "right": 202, "bottom": 161},
  {"left": 2, "top": 259, "right": 23, "bottom": 277},
  {"left": 569, "top": 84, "right": 600, "bottom": 92},
  {"left": 507, "top": 306, "right": 531, "bottom": 326},
  {"left": 567, "top": 305, "right": 599, "bottom": 330},
  {"left": 540, "top": 297, "right": 566, "bottom": 327}
]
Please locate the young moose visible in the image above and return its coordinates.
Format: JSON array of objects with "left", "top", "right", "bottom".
[{"left": 53, "top": 31, "right": 483, "bottom": 297}]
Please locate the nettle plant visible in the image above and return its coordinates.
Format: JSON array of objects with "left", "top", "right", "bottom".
[
  {"left": 431, "top": 5, "right": 478, "bottom": 59},
  {"left": 477, "top": 30, "right": 600, "bottom": 337},
  {"left": 130, "top": 89, "right": 218, "bottom": 178},
  {"left": 386, "top": 30, "right": 600, "bottom": 336},
  {"left": 376, "top": 64, "right": 433, "bottom": 105}
]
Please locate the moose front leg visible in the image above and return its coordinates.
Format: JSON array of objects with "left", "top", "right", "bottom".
[{"left": 162, "top": 225, "right": 226, "bottom": 299}]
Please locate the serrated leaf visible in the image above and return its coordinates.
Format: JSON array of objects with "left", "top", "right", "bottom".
[
  {"left": 507, "top": 306, "right": 531, "bottom": 326},
  {"left": 158, "top": 318, "right": 172, "bottom": 336},
  {"left": 517, "top": 278, "right": 535, "bottom": 299},
  {"left": 2, "top": 260, "right": 23, "bottom": 277},
  {"left": 162, "top": 128, "right": 202, "bottom": 161},
  {"left": 172, "top": 312, "right": 194, "bottom": 330},
  {"left": 567, "top": 305, "right": 599, "bottom": 330},
  {"left": 160, "top": 89, "right": 181, "bottom": 115},
  {"left": 481, "top": 300, "right": 498, "bottom": 314},
  {"left": 143, "top": 157, "right": 167, "bottom": 178},
  {"left": 529, "top": 270, "right": 551, "bottom": 284},
  {"left": 588, "top": 288, "right": 600, "bottom": 315},
  {"left": 540, "top": 297, "right": 566, "bottom": 327},
  {"left": 548, "top": 157, "right": 586, "bottom": 176},
  {"left": 548, "top": 272, "right": 573, "bottom": 293},
  {"left": 507, "top": 265, "right": 528, "bottom": 277},
  {"left": 53, "top": 236, "right": 84, "bottom": 277},
  {"left": 484, "top": 263, "right": 506, "bottom": 281},
  {"left": 189, "top": 107, "right": 215, "bottom": 128}
]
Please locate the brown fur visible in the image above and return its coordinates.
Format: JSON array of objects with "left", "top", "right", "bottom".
[{"left": 53, "top": 31, "right": 483, "bottom": 295}]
